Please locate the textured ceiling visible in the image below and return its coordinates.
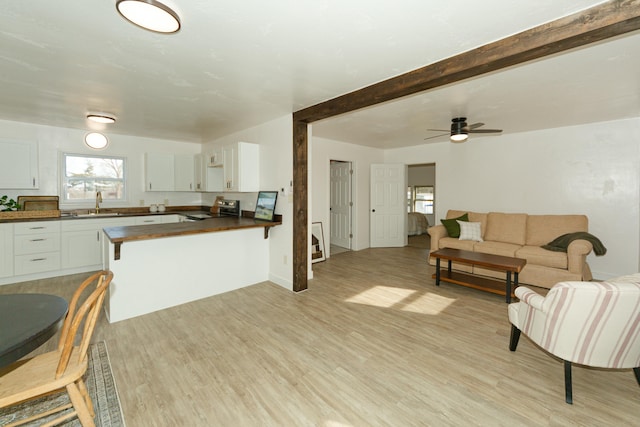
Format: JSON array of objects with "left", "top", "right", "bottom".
[{"left": 2, "top": 1, "right": 636, "bottom": 148}]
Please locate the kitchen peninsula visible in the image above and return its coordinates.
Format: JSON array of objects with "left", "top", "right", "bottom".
[{"left": 103, "top": 214, "right": 281, "bottom": 323}]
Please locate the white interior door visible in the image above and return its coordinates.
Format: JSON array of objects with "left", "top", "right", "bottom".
[
  {"left": 370, "top": 164, "right": 406, "bottom": 247},
  {"left": 330, "top": 160, "right": 352, "bottom": 249}
]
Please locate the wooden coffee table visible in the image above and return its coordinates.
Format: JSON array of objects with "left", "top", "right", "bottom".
[{"left": 430, "top": 248, "right": 526, "bottom": 303}]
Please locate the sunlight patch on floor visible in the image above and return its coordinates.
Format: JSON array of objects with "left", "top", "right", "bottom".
[
  {"left": 345, "top": 286, "right": 416, "bottom": 308},
  {"left": 345, "top": 286, "right": 456, "bottom": 314},
  {"left": 401, "top": 292, "right": 456, "bottom": 315}
]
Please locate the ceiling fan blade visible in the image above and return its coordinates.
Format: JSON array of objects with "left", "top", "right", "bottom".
[
  {"left": 465, "top": 122, "right": 485, "bottom": 130},
  {"left": 468, "top": 128, "right": 502, "bottom": 133},
  {"left": 424, "top": 132, "right": 449, "bottom": 140},
  {"left": 426, "top": 128, "right": 449, "bottom": 132}
]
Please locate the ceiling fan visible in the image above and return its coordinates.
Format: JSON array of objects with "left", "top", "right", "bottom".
[{"left": 425, "top": 117, "right": 502, "bottom": 142}]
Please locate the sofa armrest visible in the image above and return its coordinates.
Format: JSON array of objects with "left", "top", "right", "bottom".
[
  {"left": 567, "top": 239, "right": 593, "bottom": 274},
  {"left": 427, "top": 224, "right": 447, "bottom": 251},
  {"left": 514, "top": 286, "right": 546, "bottom": 311}
]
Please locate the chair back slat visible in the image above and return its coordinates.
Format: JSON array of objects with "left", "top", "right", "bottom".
[{"left": 55, "top": 270, "right": 113, "bottom": 378}]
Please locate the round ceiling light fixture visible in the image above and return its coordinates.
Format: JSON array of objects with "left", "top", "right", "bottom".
[
  {"left": 87, "top": 113, "right": 116, "bottom": 124},
  {"left": 85, "top": 132, "right": 109, "bottom": 150},
  {"left": 116, "top": 0, "right": 181, "bottom": 33}
]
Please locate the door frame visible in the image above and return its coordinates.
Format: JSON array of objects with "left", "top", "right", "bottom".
[{"left": 329, "top": 159, "right": 353, "bottom": 253}]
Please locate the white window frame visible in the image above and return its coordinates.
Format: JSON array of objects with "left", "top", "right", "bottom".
[
  {"left": 61, "top": 152, "right": 127, "bottom": 205},
  {"left": 408, "top": 185, "right": 434, "bottom": 214}
]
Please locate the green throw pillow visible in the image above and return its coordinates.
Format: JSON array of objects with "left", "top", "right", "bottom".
[{"left": 440, "top": 213, "right": 469, "bottom": 237}]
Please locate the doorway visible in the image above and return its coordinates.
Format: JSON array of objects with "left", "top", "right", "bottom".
[{"left": 330, "top": 160, "right": 352, "bottom": 255}]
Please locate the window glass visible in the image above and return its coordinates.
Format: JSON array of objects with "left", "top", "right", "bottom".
[
  {"left": 63, "top": 154, "right": 125, "bottom": 202},
  {"left": 409, "top": 185, "right": 434, "bottom": 214}
]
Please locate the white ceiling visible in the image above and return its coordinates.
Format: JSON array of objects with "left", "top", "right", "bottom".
[{"left": 2, "top": 1, "right": 638, "bottom": 148}]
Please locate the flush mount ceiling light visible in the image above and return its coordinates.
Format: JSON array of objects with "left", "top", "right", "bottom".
[
  {"left": 87, "top": 113, "right": 116, "bottom": 124},
  {"left": 85, "top": 132, "right": 109, "bottom": 150},
  {"left": 116, "top": 0, "right": 181, "bottom": 33}
]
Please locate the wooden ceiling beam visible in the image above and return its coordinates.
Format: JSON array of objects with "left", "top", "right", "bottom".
[{"left": 294, "top": 0, "right": 640, "bottom": 123}]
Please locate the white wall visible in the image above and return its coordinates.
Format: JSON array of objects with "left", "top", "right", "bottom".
[
  {"left": 311, "top": 135, "right": 384, "bottom": 254},
  {"left": 0, "top": 119, "right": 202, "bottom": 210},
  {"left": 201, "top": 115, "right": 294, "bottom": 289},
  {"left": 385, "top": 117, "right": 640, "bottom": 280}
]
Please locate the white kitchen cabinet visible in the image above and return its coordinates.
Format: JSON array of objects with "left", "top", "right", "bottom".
[
  {"left": 174, "top": 154, "right": 195, "bottom": 191},
  {"left": 0, "top": 139, "right": 39, "bottom": 189},
  {"left": 145, "top": 153, "right": 196, "bottom": 192},
  {"left": 135, "top": 215, "right": 163, "bottom": 225},
  {"left": 161, "top": 214, "right": 181, "bottom": 223},
  {"left": 195, "top": 153, "right": 224, "bottom": 192},
  {"left": 145, "top": 153, "right": 174, "bottom": 191},
  {"left": 60, "top": 217, "right": 135, "bottom": 270},
  {"left": 0, "top": 223, "right": 13, "bottom": 278},
  {"left": 14, "top": 221, "right": 60, "bottom": 275},
  {"left": 223, "top": 142, "right": 259, "bottom": 192}
]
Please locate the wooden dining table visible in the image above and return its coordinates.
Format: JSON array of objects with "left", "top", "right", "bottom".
[{"left": 0, "top": 293, "right": 68, "bottom": 369}]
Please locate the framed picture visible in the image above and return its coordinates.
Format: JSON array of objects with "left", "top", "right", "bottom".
[{"left": 311, "top": 222, "right": 326, "bottom": 263}]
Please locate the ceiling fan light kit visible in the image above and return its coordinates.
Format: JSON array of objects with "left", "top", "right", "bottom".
[
  {"left": 116, "top": 0, "right": 181, "bottom": 34},
  {"left": 426, "top": 117, "right": 503, "bottom": 142}
]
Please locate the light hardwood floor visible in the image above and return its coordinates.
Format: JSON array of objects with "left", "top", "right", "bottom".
[{"left": 2, "top": 245, "right": 639, "bottom": 426}]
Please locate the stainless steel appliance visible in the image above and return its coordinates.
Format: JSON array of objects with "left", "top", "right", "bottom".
[{"left": 184, "top": 199, "right": 240, "bottom": 221}]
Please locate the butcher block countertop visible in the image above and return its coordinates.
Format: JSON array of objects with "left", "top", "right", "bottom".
[{"left": 104, "top": 214, "right": 282, "bottom": 260}]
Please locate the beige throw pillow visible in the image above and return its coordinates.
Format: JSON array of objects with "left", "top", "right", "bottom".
[{"left": 458, "top": 220, "right": 483, "bottom": 242}]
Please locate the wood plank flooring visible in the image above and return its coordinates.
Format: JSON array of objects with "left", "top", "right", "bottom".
[{"left": 2, "top": 245, "right": 639, "bottom": 426}]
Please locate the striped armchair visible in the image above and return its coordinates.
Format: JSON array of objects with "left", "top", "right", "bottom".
[{"left": 508, "top": 274, "right": 640, "bottom": 403}]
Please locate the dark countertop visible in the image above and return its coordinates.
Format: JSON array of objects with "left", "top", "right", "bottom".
[
  {"left": 102, "top": 213, "right": 282, "bottom": 260},
  {"left": 0, "top": 207, "right": 205, "bottom": 223},
  {"left": 103, "top": 216, "right": 281, "bottom": 244}
]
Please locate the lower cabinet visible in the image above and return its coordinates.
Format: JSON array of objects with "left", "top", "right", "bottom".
[
  {"left": 61, "top": 218, "right": 135, "bottom": 270},
  {"left": 0, "top": 223, "right": 14, "bottom": 278},
  {"left": 14, "top": 221, "right": 61, "bottom": 276}
]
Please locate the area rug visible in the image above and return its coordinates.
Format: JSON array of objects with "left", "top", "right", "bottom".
[{"left": 0, "top": 341, "right": 126, "bottom": 427}]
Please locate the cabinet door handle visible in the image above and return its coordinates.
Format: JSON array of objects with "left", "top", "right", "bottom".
[
  {"left": 97, "top": 231, "right": 100, "bottom": 241},
  {"left": 150, "top": 183, "right": 153, "bottom": 190},
  {"left": 32, "top": 177, "right": 36, "bottom": 187},
  {"left": 142, "top": 220, "right": 154, "bottom": 223},
  {"left": 30, "top": 238, "right": 46, "bottom": 242},
  {"left": 29, "top": 226, "right": 46, "bottom": 230},
  {"left": 30, "top": 258, "right": 46, "bottom": 262}
]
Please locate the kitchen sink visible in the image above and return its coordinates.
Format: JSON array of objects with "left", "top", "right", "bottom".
[{"left": 75, "top": 212, "right": 123, "bottom": 217}]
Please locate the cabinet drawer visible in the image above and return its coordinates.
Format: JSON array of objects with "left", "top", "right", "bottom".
[
  {"left": 15, "top": 252, "right": 60, "bottom": 275},
  {"left": 135, "top": 216, "right": 163, "bottom": 225},
  {"left": 14, "top": 221, "right": 60, "bottom": 235},
  {"left": 14, "top": 233, "right": 60, "bottom": 255}
]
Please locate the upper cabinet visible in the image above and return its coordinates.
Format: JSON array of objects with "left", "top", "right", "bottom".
[
  {"left": 0, "top": 139, "right": 39, "bottom": 189},
  {"left": 145, "top": 153, "right": 196, "bottom": 192},
  {"left": 223, "top": 142, "right": 259, "bottom": 192},
  {"left": 174, "top": 154, "right": 195, "bottom": 191}
]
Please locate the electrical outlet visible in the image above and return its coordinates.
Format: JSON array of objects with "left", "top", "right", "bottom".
[
  {"left": 139, "top": 199, "right": 145, "bottom": 206},
  {"left": 164, "top": 199, "right": 169, "bottom": 206}
]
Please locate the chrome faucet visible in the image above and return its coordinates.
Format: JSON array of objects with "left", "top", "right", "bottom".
[{"left": 95, "top": 191, "right": 102, "bottom": 214}]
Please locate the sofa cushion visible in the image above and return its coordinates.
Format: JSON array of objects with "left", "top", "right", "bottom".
[
  {"left": 439, "top": 237, "right": 476, "bottom": 251},
  {"left": 458, "top": 221, "right": 483, "bottom": 242},
  {"left": 440, "top": 213, "right": 468, "bottom": 237},
  {"left": 474, "top": 241, "right": 521, "bottom": 257},
  {"left": 526, "top": 214, "right": 588, "bottom": 246},
  {"left": 447, "top": 210, "right": 487, "bottom": 238},
  {"left": 516, "top": 245, "right": 567, "bottom": 269},
  {"left": 484, "top": 212, "right": 527, "bottom": 245}
]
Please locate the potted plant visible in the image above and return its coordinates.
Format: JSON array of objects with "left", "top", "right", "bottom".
[{"left": 0, "top": 195, "right": 21, "bottom": 211}]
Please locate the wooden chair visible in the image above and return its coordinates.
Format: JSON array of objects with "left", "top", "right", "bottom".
[{"left": 0, "top": 270, "right": 113, "bottom": 427}]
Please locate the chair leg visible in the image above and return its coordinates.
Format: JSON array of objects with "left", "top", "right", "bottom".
[
  {"left": 67, "top": 382, "right": 96, "bottom": 427},
  {"left": 509, "top": 325, "right": 521, "bottom": 351},
  {"left": 634, "top": 367, "right": 640, "bottom": 387},
  {"left": 564, "top": 360, "right": 573, "bottom": 404},
  {"left": 78, "top": 378, "right": 95, "bottom": 417}
]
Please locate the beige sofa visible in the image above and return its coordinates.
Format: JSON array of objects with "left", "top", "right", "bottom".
[{"left": 428, "top": 210, "right": 594, "bottom": 289}]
